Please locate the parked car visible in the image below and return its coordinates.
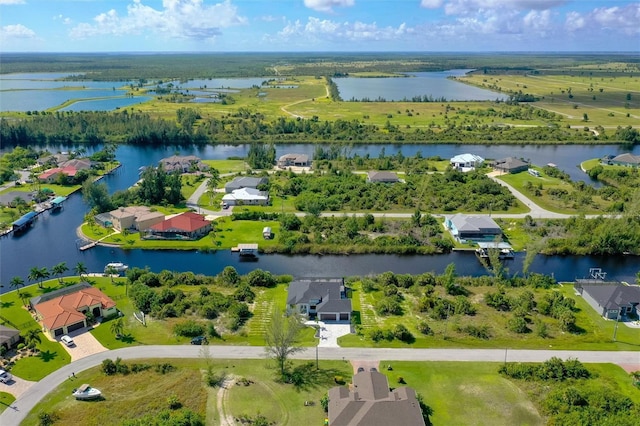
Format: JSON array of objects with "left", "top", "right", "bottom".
[
  {"left": 61, "top": 335, "right": 75, "bottom": 347},
  {"left": 190, "top": 336, "right": 208, "bottom": 345},
  {"left": 0, "top": 369, "right": 12, "bottom": 383},
  {"left": 222, "top": 202, "right": 229, "bottom": 210}
]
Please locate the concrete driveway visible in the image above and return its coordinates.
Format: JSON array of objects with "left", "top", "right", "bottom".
[
  {"left": 58, "top": 327, "right": 108, "bottom": 362},
  {"left": 317, "top": 322, "right": 352, "bottom": 348},
  {"left": 0, "top": 375, "right": 36, "bottom": 399}
]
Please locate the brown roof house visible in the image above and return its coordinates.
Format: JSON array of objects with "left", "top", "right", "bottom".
[
  {"left": 159, "top": 155, "right": 210, "bottom": 173},
  {"left": 145, "top": 211, "right": 212, "bottom": 240},
  {"left": 328, "top": 370, "right": 426, "bottom": 426},
  {"left": 278, "top": 153, "right": 310, "bottom": 168},
  {"left": 0, "top": 325, "right": 20, "bottom": 351},
  {"left": 30, "top": 282, "right": 117, "bottom": 338},
  {"left": 367, "top": 171, "right": 399, "bottom": 183}
]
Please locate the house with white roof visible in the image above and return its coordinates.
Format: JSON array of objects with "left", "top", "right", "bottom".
[
  {"left": 450, "top": 153, "right": 484, "bottom": 171},
  {"left": 222, "top": 187, "right": 269, "bottom": 206}
]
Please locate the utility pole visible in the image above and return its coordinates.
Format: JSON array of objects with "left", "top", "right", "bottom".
[{"left": 612, "top": 307, "right": 621, "bottom": 342}]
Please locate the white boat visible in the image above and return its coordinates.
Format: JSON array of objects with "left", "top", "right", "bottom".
[
  {"left": 72, "top": 384, "right": 102, "bottom": 400},
  {"left": 104, "top": 262, "right": 129, "bottom": 273}
]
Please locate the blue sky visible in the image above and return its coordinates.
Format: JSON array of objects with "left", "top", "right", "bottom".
[{"left": 1, "top": 0, "right": 638, "bottom": 52}]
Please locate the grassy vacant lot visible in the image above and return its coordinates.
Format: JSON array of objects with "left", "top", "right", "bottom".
[
  {"left": 39, "top": 358, "right": 640, "bottom": 426},
  {"left": 497, "top": 167, "right": 611, "bottom": 214},
  {"left": 201, "top": 159, "right": 248, "bottom": 174},
  {"left": 0, "top": 183, "right": 80, "bottom": 198},
  {"left": 341, "top": 281, "right": 640, "bottom": 351},
  {"left": 460, "top": 73, "right": 640, "bottom": 127}
]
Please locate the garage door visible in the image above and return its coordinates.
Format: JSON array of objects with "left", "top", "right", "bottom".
[
  {"left": 54, "top": 328, "right": 64, "bottom": 337},
  {"left": 339, "top": 313, "right": 350, "bottom": 321},
  {"left": 67, "top": 321, "right": 85, "bottom": 333},
  {"left": 320, "top": 314, "right": 336, "bottom": 321}
]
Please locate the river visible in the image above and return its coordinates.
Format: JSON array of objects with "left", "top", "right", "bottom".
[{"left": 1, "top": 143, "right": 639, "bottom": 292}]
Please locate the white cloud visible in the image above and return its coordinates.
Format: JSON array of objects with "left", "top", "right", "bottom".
[
  {"left": 523, "top": 9, "right": 551, "bottom": 33},
  {"left": 54, "top": 14, "right": 73, "bottom": 25},
  {"left": 303, "top": 0, "right": 355, "bottom": 13},
  {"left": 70, "top": 0, "right": 247, "bottom": 41},
  {"left": 421, "top": 0, "right": 444, "bottom": 8},
  {"left": 565, "top": 3, "right": 640, "bottom": 35},
  {"left": 443, "top": 0, "right": 566, "bottom": 15},
  {"left": 0, "top": 0, "right": 26, "bottom": 5},
  {"left": 276, "top": 17, "right": 411, "bottom": 43},
  {"left": 0, "top": 24, "right": 36, "bottom": 39}
]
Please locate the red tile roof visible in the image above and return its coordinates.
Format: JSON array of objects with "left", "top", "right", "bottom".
[
  {"left": 34, "top": 287, "right": 116, "bottom": 331},
  {"left": 150, "top": 211, "right": 210, "bottom": 232}
]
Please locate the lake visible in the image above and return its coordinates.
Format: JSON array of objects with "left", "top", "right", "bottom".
[
  {"left": 1, "top": 142, "right": 639, "bottom": 292},
  {"left": 334, "top": 69, "right": 507, "bottom": 102}
]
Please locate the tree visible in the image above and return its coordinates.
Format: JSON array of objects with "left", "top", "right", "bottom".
[
  {"left": 206, "top": 168, "right": 220, "bottom": 206},
  {"left": 51, "top": 262, "right": 69, "bottom": 283},
  {"left": 22, "top": 328, "right": 42, "bottom": 349},
  {"left": 82, "top": 180, "right": 113, "bottom": 213},
  {"left": 9, "top": 276, "right": 25, "bottom": 295},
  {"left": 219, "top": 266, "right": 240, "bottom": 286},
  {"left": 582, "top": 113, "right": 589, "bottom": 122},
  {"left": 74, "top": 262, "right": 88, "bottom": 278},
  {"left": 264, "top": 312, "right": 305, "bottom": 378},
  {"left": 28, "top": 266, "right": 49, "bottom": 289},
  {"left": 105, "top": 265, "right": 119, "bottom": 283},
  {"left": 110, "top": 318, "right": 125, "bottom": 339}
]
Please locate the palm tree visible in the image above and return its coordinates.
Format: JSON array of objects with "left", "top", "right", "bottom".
[
  {"left": 22, "top": 328, "right": 42, "bottom": 350},
  {"left": 28, "top": 266, "right": 49, "bottom": 289},
  {"left": 104, "top": 265, "right": 118, "bottom": 283},
  {"left": 9, "top": 276, "right": 25, "bottom": 295},
  {"left": 51, "top": 262, "right": 69, "bottom": 284},
  {"left": 19, "top": 290, "right": 33, "bottom": 308},
  {"left": 74, "top": 262, "right": 88, "bottom": 278},
  {"left": 206, "top": 168, "right": 220, "bottom": 206},
  {"left": 110, "top": 318, "right": 125, "bottom": 339}
]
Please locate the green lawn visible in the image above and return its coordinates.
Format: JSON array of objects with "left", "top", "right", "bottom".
[
  {"left": 387, "top": 361, "right": 543, "bottom": 425},
  {"left": 0, "top": 392, "right": 16, "bottom": 414},
  {"left": 201, "top": 159, "right": 248, "bottom": 174}
]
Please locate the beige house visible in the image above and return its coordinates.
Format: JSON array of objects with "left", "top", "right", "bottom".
[{"left": 108, "top": 206, "right": 165, "bottom": 231}]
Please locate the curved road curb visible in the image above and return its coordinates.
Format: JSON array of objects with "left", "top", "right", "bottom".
[{"left": 1, "top": 345, "right": 638, "bottom": 424}]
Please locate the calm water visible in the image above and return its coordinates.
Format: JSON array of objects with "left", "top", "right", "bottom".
[
  {"left": 60, "top": 96, "right": 152, "bottom": 112},
  {"left": 335, "top": 70, "right": 506, "bottom": 101},
  {"left": 1, "top": 143, "right": 639, "bottom": 292},
  {"left": 0, "top": 89, "right": 141, "bottom": 112},
  {"left": 176, "top": 78, "right": 269, "bottom": 89}
]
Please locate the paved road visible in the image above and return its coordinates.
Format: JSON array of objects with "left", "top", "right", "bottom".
[{"left": 1, "top": 345, "right": 638, "bottom": 425}]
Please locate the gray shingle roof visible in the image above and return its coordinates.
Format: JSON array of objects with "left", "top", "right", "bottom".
[
  {"left": 224, "top": 176, "right": 268, "bottom": 191},
  {"left": 581, "top": 285, "right": 640, "bottom": 310},
  {"left": 287, "top": 278, "right": 351, "bottom": 314}
]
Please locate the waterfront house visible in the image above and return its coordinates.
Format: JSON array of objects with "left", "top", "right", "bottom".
[
  {"left": 159, "top": 155, "right": 209, "bottom": 173},
  {"left": 491, "top": 157, "right": 529, "bottom": 174},
  {"left": 575, "top": 282, "right": 640, "bottom": 319},
  {"left": 328, "top": 370, "right": 426, "bottom": 426},
  {"left": 286, "top": 278, "right": 352, "bottom": 322},
  {"left": 224, "top": 176, "right": 268, "bottom": 193},
  {"left": 367, "top": 171, "right": 399, "bottom": 183},
  {"left": 277, "top": 153, "right": 310, "bottom": 168},
  {"left": 450, "top": 153, "right": 484, "bottom": 171},
  {"left": 30, "top": 282, "right": 117, "bottom": 338},
  {"left": 222, "top": 187, "right": 269, "bottom": 206},
  {"left": 108, "top": 206, "right": 165, "bottom": 231},
  {"left": 145, "top": 211, "right": 212, "bottom": 240},
  {"left": 0, "top": 325, "right": 20, "bottom": 351},
  {"left": 609, "top": 153, "right": 640, "bottom": 168},
  {"left": 60, "top": 158, "right": 92, "bottom": 171},
  {"left": 445, "top": 213, "right": 502, "bottom": 242}
]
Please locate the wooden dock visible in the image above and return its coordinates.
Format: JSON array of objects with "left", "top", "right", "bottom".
[{"left": 79, "top": 241, "right": 98, "bottom": 251}]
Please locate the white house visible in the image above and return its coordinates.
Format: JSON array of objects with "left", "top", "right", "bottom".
[
  {"left": 222, "top": 187, "right": 269, "bottom": 206},
  {"left": 450, "top": 153, "right": 484, "bottom": 172}
]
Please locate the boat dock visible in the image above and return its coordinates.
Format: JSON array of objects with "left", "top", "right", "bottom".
[
  {"left": 233, "top": 243, "right": 259, "bottom": 257},
  {"left": 475, "top": 242, "right": 515, "bottom": 260}
]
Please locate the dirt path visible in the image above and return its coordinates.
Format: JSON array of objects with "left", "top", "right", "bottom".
[{"left": 216, "top": 376, "right": 237, "bottom": 426}]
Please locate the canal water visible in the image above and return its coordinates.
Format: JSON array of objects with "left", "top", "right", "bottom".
[{"left": 1, "top": 143, "right": 639, "bottom": 292}]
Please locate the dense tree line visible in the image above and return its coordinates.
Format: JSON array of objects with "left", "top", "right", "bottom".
[{"left": 2, "top": 110, "right": 634, "bottom": 147}]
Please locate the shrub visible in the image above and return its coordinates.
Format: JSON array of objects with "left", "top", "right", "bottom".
[
  {"left": 397, "top": 376, "right": 406, "bottom": 384},
  {"left": 507, "top": 315, "right": 529, "bottom": 334},
  {"left": 38, "top": 411, "right": 59, "bottom": 426},
  {"left": 458, "top": 324, "right": 491, "bottom": 339},
  {"left": 155, "top": 363, "right": 176, "bottom": 374},
  {"left": 320, "top": 394, "right": 329, "bottom": 412},
  {"left": 334, "top": 376, "right": 345, "bottom": 385},
  {"left": 375, "top": 296, "right": 403, "bottom": 316},
  {"left": 393, "top": 324, "right": 414, "bottom": 343},
  {"left": 167, "top": 394, "right": 182, "bottom": 410},
  {"left": 101, "top": 358, "right": 117, "bottom": 375},
  {"left": 417, "top": 321, "right": 434, "bottom": 336},
  {"left": 173, "top": 320, "right": 205, "bottom": 337}
]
